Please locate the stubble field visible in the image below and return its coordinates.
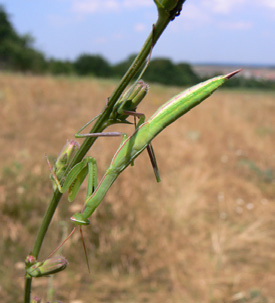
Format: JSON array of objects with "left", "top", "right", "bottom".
[{"left": 0, "top": 72, "right": 274, "bottom": 303}]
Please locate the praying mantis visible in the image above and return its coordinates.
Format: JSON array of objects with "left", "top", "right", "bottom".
[{"left": 49, "top": 69, "right": 240, "bottom": 229}]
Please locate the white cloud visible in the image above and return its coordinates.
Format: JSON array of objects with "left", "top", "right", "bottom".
[
  {"left": 134, "top": 22, "right": 147, "bottom": 32},
  {"left": 72, "top": 0, "right": 153, "bottom": 14},
  {"left": 62, "top": 0, "right": 275, "bottom": 16},
  {"left": 72, "top": 1, "right": 98, "bottom": 14},
  {"left": 183, "top": 4, "right": 212, "bottom": 24},
  {"left": 202, "top": 0, "right": 275, "bottom": 14},
  {"left": 262, "top": 0, "right": 275, "bottom": 9},
  {"left": 220, "top": 21, "right": 253, "bottom": 30},
  {"left": 202, "top": 0, "right": 246, "bottom": 14},
  {"left": 72, "top": 0, "right": 119, "bottom": 13},
  {"left": 123, "top": 0, "right": 153, "bottom": 9}
]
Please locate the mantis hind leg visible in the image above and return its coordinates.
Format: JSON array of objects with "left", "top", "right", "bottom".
[{"left": 146, "top": 143, "right": 161, "bottom": 182}]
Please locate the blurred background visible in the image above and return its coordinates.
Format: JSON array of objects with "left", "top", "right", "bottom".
[{"left": 0, "top": 1, "right": 274, "bottom": 302}]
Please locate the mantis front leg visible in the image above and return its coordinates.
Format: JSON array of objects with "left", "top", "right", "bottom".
[{"left": 47, "top": 141, "right": 97, "bottom": 202}]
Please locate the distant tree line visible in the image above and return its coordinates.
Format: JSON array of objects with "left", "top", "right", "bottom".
[
  {"left": 0, "top": 6, "right": 46, "bottom": 72},
  {"left": 0, "top": 6, "right": 274, "bottom": 89}
]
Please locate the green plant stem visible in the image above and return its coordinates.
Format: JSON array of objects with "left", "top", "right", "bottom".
[
  {"left": 32, "top": 190, "right": 62, "bottom": 257},
  {"left": 24, "top": 279, "right": 31, "bottom": 303},
  {"left": 24, "top": 5, "right": 183, "bottom": 302}
]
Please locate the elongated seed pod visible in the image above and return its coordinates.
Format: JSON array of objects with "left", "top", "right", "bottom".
[{"left": 26, "top": 256, "right": 68, "bottom": 278}]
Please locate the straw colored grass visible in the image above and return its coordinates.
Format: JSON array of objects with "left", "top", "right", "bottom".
[{"left": 0, "top": 72, "right": 274, "bottom": 303}]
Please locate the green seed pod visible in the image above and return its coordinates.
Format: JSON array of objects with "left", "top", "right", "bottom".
[
  {"left": 26, "top": 256, "right": 68, "bottom": 278},
  {"left": 125, "top": 80, "right": 149, "bottom": 108},
  {"left": 51, "top": 140, "right": 79, "bottom": 190},
  {"left": 111, "top": 80, "right": 149, "bottom": 122}
]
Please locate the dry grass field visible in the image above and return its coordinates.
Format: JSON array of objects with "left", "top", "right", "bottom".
[{"left": 0, "top": 72, "right": 274, "bottom": 303}]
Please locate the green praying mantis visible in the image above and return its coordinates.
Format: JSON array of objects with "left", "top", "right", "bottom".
[{"left": 49, "top": 69, "right": 240, "bottom": 229}]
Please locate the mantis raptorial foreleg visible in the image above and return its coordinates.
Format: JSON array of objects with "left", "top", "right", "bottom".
[{"left": 47, "top": 141, "right": 97, "bottom": 203}]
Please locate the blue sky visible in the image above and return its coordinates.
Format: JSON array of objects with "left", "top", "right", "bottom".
[{"left": 2, "top": 0, "right": 275, "bottom": 65}]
